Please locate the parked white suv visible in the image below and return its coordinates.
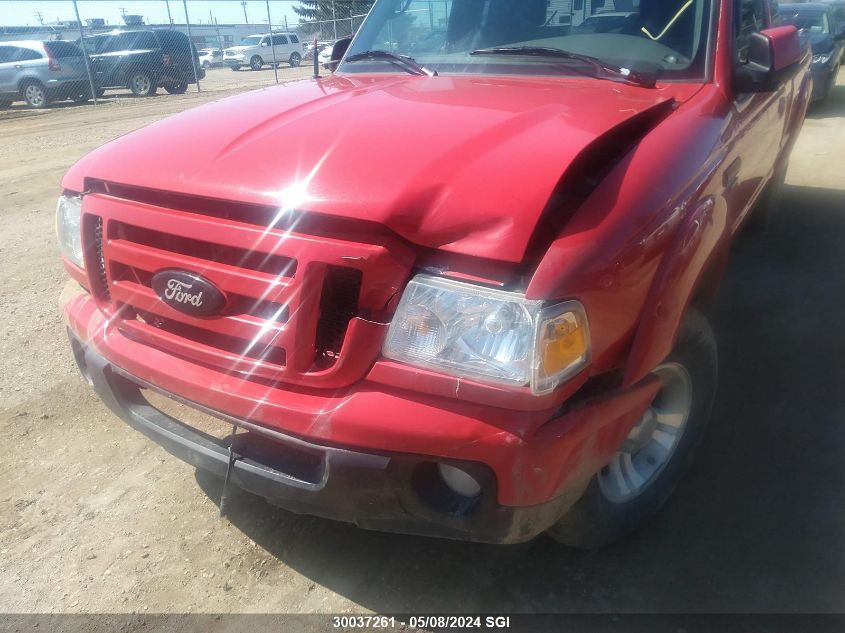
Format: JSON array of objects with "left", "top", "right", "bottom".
[{"left": 224, "top": 32, "right": 302, "bottom": 71}]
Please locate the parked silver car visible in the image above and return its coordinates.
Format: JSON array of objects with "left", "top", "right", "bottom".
[{"left": 0, "top": 40, "right": 93, "bottom": 109}]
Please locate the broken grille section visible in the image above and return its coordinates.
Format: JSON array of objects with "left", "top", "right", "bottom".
[{"left": 315, "top": 266, "right": 364, "bottom": 369}]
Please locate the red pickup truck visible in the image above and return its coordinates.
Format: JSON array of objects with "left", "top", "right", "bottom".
[{"left": 58, "top": 0, "right": 811, "bottom": 547}]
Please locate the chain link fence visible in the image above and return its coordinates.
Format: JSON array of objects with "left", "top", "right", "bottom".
[{"left": 0, "top": 1, "right": 373, "bottom": 108}]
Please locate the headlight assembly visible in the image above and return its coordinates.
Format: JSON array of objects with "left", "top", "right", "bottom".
[
  {"left": 56, "top": 194, "right": 84, "bottom": 269},
  {"left": 382, "top": 275, "right": 590, "bottom": 395}
]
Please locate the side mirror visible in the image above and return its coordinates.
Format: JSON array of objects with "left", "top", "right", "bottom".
[
  {"left": 261, "top": 41, "right": 270, "bottom": 47},
  {"left": 735, "top": 25, "right": 802, "bottom": 93},
  {"left": 326, "top": 36, "right": 352, "bottom": 72}
]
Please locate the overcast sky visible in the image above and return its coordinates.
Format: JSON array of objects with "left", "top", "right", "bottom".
[{"left": 1, "top": 0, "right": 304, "bottom": 27}]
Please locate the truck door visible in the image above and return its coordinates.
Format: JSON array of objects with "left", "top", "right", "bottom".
[{"left": 725, "top": 0, "right": 788, "bottom": 232}]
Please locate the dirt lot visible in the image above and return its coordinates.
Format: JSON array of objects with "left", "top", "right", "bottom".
[{"left": 1, "top": 66, "right": 845, "bottom": 621}]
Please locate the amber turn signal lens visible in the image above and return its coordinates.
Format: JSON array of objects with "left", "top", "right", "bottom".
[
  {"left": 542, "top": 315, "right": 588, "bottom": 376},
  {"left": 533, "top": 306, "right": 591, "bottom": 394}
]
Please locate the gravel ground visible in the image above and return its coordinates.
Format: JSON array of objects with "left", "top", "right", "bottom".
[{"left": 1, "top": 67, "right": 844, "bottom": 622}]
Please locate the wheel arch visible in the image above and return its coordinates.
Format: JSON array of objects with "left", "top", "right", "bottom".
[
  {"left": 17, "top": 75, "right": 44, "bottom": 93},
  {"left": 124, "top": 65, "right": 158, "bottom": 88}
]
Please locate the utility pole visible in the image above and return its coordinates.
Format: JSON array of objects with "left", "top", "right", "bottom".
[
  {"left": 182, "top": 0, "right": 201, "bottom": 92},
  {"left": 265, "top": 0, "right": 278, "bottom": 83},
  {"left": 241, "top": 1, "right": 249, "bottom": 23},
  {"left": 71, "top": 0, "right": 98, "bottom": 105},
  {"left": 214, "top": 17, "right": 223, "bottom": 50},
  {"left": 209, "top": 10, "right": 223, "bottom": 50},
  {"left": 35, "top": 11, "right": 44, "bottom": 25},
  {"left": 332, "top": 0, "right": 337, "bottom": 40}
]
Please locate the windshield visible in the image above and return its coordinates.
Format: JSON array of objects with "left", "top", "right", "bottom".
[
  {"left": 240, "top": 35, "right": 264, "bottom": 46},
  {"left": 342, "top": 0, "right": 714, "bottom": 80},
  {"left": 779, "top": 10, "right": 829, "bottom": 33}
]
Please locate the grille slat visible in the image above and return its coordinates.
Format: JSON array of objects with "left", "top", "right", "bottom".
[
  {"left": 108, "top": 238, "right": 293, "bottom": 303},
  {"left": 110, "top": 281, "right": 287, "bottom": 348},
  {"left": 120, "top": 318, "right": 287, "bottom": 381}
]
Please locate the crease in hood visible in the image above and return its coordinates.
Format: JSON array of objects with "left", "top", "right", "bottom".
[{"left": 67, "top": 74, "right": 687, "bottom": 262}]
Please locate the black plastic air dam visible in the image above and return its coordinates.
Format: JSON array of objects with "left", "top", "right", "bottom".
[{"left": 68, "top": 331, "right": 574, "bottom": 543}]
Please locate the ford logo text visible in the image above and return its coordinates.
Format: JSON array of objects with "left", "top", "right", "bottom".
[{"left": 151, "top": 270, "right": 226, "bottom": 317}]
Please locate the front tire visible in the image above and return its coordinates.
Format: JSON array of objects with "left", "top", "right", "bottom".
[
  {"left": 289, "top": 52, "right": 302, "bottom": 68},
  {"left": 547, "top": 310, "right": 717, "bottom": 549},
  {"left": 819, "top": 66, "right": 839, "bottom": 103},
  {"left": 21, "top": 81, "right": 50, "bottom": 108},
  {"left": 250, "top": 55, "right": 264, "bottom": 71},
  {"left": 164, "top": 82, "right": 188, "bottom": 94},
  {"left": 128, "top": 71, "right": 156, "bottom": 97}
]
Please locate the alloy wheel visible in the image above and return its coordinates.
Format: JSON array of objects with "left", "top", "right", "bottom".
[
  {"left": 598, "top": 362, "right": 693, "bottom": 503},
  {"left": 131, "top": 74, "right": 151, "bottom": 95},
  {"left": 24, "top": 83, "right": 46, "bottom": 107}
]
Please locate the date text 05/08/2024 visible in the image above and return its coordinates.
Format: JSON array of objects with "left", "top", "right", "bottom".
[{"left": 332, "top": 615, "right": 512, "bottom": 629}]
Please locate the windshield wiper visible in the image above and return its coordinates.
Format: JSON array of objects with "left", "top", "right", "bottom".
[
  {"left": 343, "top": 50, "right": 438, "bottom": 77},
  {"left": 469, "top": 46, "right": 656, "bottom": 88}
]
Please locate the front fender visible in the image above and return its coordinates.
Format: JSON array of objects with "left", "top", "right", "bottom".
[{"left": 622, "top": 195, "right": 727, "bottom": 386}]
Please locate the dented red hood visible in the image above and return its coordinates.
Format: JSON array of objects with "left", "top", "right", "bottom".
[{"left": 64, "top": 74, "right": 692, "bottom": 262}]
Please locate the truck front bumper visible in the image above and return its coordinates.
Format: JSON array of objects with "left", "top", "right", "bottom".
[
  {"left": 73, "top": 336, "right": 580, "bottom": 543},
  {"left": 64, "top": 285, "right": 660, "bottom": 543}
]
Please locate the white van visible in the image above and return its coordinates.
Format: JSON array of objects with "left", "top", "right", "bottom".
[{"left": 223, "top": 32, "right": 302, "bottom": 71}]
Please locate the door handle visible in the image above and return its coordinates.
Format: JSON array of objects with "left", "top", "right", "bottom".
[
  {"left": 723, "top": 157, "right": 741, "bottom": 191},
  {"left": 14, "top": 64, "right": 23, "bottom": 69}
]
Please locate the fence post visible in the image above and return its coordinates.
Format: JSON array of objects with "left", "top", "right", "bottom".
[
  {"left": 266, "top": 0, "right": 279, "bottom": 83},
  {"left": 332, "top": 0, "right": 338, "bottom": 40},
  {"left": 71, "top": 0, "right": 98, "bottom": 105},
  {"left": 182, "top": 0, "right": 201, "bottom": 92}
]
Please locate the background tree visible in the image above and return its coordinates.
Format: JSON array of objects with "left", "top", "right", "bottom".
[{"left": 293, "top": 0, "right": 375, "bottom": 39}]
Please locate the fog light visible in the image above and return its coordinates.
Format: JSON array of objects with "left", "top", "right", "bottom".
[{"left": 437, "top": 463, "right": 481, "bottom": 498}]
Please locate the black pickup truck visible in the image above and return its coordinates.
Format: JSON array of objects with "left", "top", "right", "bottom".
[{"left": 80, "top": 29, "right": 204, "bottom": 97}]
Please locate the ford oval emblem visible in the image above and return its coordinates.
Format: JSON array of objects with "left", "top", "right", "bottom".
[{"left": 151, "top": 269, "right": 226, "bottom": 317}]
